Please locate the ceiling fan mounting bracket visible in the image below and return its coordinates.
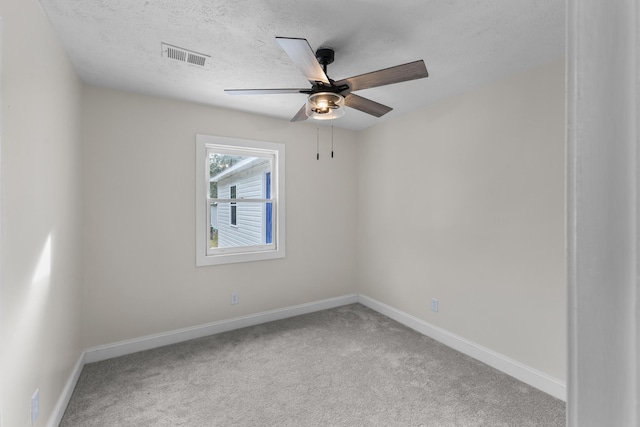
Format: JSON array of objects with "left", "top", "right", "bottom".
[{"left": 315, "top": 47, "right": 335, "bottom": 67}]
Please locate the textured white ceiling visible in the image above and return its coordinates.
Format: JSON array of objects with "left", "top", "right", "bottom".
[{"left": 38, "top": 0, "right": 565, "bottom": 131}]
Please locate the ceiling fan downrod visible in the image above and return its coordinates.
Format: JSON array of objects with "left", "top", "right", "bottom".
[{"left": 315, "top": 47, "right": 334, "bottom": 76}]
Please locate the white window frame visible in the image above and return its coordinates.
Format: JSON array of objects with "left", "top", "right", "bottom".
[{"left": 196, "top": 134, "right": 285, "bottom": 266}]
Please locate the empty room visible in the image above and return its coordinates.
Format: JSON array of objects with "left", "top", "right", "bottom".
[{"left": 1, "top": 0, "right": 638, "bottom": 426}]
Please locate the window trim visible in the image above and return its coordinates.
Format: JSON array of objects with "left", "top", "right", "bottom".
[{"left": 196, "top": 134, "right": 285, "bottom": 266}]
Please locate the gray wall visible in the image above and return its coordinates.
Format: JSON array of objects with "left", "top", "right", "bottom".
[
  {"left": 357, "top": 60, "right": 566, "bottom": 383},
  {"left": 80, "top": 86, "right": 359, "bottom": 348},
  {"left": 0, "top": 1, "right": 84, "bottom": 425}
]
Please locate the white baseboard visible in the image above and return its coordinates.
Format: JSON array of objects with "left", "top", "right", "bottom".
[
  {"left": 48, "top": 294, "right": 357, "bottom": 425},
  {"left": 357, "top": 294, "right": 566, "bottom": 401},
  {"left": 48, "top": 292, "right": 564, "bottom": 425},
  {"left": 84, "top": 293, "right": 359, "bottom": 364},
  {"left": 46, "top": 352, "right": 85, "bottom": 427}
]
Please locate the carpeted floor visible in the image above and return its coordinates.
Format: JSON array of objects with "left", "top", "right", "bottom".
[{"left": 60, "top": 304, "right": 565, "bottom": 426}]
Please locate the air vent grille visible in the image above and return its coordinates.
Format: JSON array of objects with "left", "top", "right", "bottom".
[
  {"left": 187, "top": 53, "right": 207, "bottom": 67},
  {"left": 167, "top": 46, "right": 186, "bottom": 61},
  {"left": 162, "top": 43, "right": 209, "bottom": 67}
]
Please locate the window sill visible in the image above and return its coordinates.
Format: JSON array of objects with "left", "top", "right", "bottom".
[{"left": 196, "top": 247, "right": 285, "bottom": 266}]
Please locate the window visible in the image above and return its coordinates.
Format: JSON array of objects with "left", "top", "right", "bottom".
[
  {"left": 196, "top": 135, "right": 285, "bottom": 266},
  {"left": 229, "top": 185, "right": 237, "bottom": 226}
]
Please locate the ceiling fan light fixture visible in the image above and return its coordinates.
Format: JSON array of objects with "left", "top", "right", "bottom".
[
  {"left": 306, "top": 92, "right": 345, "bottom": 120},
  {"left": 225, "top": 37, "right": 428, "bottom": 122}
]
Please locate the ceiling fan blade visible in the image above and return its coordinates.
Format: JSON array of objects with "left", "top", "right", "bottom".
[
  {"left": 344, "top": 93, "right": 393, "bottom": 117},
  {"left": 276, "top": 37, "right": 330, "bottom": 85},
  {"left": 290, "top": 104, "right": 308, "bottom": 122},
  {"left": 336, "top": 60, "right": 428, "bottom": 92},
  {"left": 224, "top": 88, "right": 308, "bottom": 95}
]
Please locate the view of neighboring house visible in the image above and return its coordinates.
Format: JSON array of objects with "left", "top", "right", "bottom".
[{"left": 210, "top": 156, "right": 273, "bottom": 248}]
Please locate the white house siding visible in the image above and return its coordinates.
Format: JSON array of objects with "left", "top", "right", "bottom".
[
  {"left": 210, "top": 204, "right": 218, "bottom": 229},
  {"left": 217, "top": 159, "right": 269, "bottom": 247}
]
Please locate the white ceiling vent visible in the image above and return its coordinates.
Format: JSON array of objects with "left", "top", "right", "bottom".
[{"left": 162, "top": 43, "right": 209, "bottom": 67}]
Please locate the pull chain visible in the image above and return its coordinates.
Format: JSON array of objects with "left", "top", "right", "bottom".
[
  {"left": 331, "top": 125, "right": 334, "bottom": 158},
  {"left": 316, "top": 126, "right": 320, "bottom": 160}
]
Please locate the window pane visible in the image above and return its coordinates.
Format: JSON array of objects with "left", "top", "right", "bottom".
[
  {"left": 209, "top": 153, "right": 271, "bottom": 199},
  {"left": 214, "top": 202, "right": 273, "bottom": 248},
  {"left": 209, "top": 154, "right": 243, "bottom": 198},
  {"left": 266, "top": 202, "right": 273, "bottom": 244},
  {"left": 209, "top": 202, "right": 219, "bottom": 248},
  {"left": 230, "top": 203, "right": 237, "bottom": 226}
]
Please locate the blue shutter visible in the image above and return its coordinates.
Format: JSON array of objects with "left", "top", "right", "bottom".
[{"left": 265, "top": 172, "right": 272, "bottom": 244}]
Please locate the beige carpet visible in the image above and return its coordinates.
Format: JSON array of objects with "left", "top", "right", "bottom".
[{"left": 60, "top": 304, "right": 565, "bottom": 426}]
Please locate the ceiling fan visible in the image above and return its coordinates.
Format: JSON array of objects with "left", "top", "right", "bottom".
[{"left": 225, "top": 37, "right": 429, "bottom": 122}]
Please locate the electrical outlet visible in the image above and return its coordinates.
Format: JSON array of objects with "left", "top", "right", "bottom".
[
  {"left": 31, "top": 388, "right": 40, "bottom": 425},
  {"left": 431, "top": 298, "right": 439, "bottom": 313},
  {"left": 231, "top": 292, "right": 239, "bottom": 305}
]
